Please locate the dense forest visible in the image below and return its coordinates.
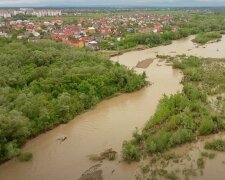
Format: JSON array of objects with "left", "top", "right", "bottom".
[
  {"left": 122, "top": 56, "right": 225, "bottom": 161},
  {"left": 0, "top": 38, "right": 147, "bottom": 162}
]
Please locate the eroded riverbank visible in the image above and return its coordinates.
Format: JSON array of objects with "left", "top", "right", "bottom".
[{"left": 0, "top": 35, "right": 224, "bottom": 180}]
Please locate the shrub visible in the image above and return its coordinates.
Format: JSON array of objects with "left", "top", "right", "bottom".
[
  {"left": 154, "top": 131, "right": 171, "bottom": 152},
  {"left": 193, "top": 32, "right": 222, "bottom": 44},
  {"left": 168, "top": 129, "right": 193, "bottom": 147},
  {"left": 198, "top": 118, "right": 214, "bottom": 135},
  {"left": 146, "top": 136, "right": 157, "bottom": 153},
  {"left": 205, "top": 140, "right": 225, "bottom": 151},
  {"left": 133, "top": 129, "right": 144, "bottom": 144},
  {"left": 122, "top": 141, "right": 141, "bottom": 161}
]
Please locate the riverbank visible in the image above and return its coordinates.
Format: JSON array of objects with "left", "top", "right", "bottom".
[
  {"left": 100, "top": 45, "right": 149, "bottom": 57},
  {"left": 102, "top": 34, "right": 225, "bottom": 58}
]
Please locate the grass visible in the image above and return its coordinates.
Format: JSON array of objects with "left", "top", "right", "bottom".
[
  {"left": 122, "top": 141, "right": 141, "bottom": 162},
  {"left": 192, "top": 32, "right": 222, "bottom": 44},
  {"left": 122, "top": 56, "right": 225, "bottom": 161},
  {"left": 205, "top": 140, "right": 225, "bottom": 152}
]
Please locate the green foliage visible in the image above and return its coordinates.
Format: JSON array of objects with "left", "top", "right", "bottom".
[
  {"left": 122, "top": 141, "right": 141, "bottom": 161},
  {"left": 205, "top": 140, "right": 225, "bottom": 151},
  {"left": 0, "top": 39, "right": 146, "bottom": 162},
  {"left": 146, "top": 136, "right": 157, "bottom": 153},
  {"left": 193, "top": 32, "right": 222, "bottom": 44},
  {"left": 198, "top": 118, "right": 214, "bottom": 135},
  {"left": 168, "top": 129, "right": 193, "bottom": 147}
]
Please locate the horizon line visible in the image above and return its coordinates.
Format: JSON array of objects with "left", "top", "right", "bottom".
[{"left": 1, "top": 5, "right": 225, "bottom": 8}]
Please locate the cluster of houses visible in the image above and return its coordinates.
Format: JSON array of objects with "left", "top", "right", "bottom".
[
  {"left": 50, "top": 23, "right": 99, "bottom": 50},
  {"left": 80, "top": 14, "right": 172, "bottom": 35},
  {"left": 0, "top": 12, "right": 177, "bottom": 50}
]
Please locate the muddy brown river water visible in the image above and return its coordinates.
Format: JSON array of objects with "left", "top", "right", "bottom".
[{"left": 0, "top": 35, "right": 225, "bottom": 180}]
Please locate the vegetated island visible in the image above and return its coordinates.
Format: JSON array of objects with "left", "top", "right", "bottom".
[
  {"left": 192, "top": 31, "right": 222, "bottom": 44},
  {"left": 122, "top": 55, "right": 225, "bottom": 179},
  {"left": 0, "top": 38, "right": 147, "bottom": 163}
]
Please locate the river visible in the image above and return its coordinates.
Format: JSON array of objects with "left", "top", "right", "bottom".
[{"left": 0, "top": 35, "right": 224, "bottom": 180}]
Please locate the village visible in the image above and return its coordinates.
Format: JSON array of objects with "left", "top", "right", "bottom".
[{"left": 0, "top": 8, "right": 182, "bottom": 50}]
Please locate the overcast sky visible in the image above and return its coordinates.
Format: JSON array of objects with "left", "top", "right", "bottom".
[{"left": 0, "top": 0, "right": 225, "bottom": 7}]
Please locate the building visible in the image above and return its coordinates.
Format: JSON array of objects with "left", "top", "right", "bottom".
[
  {"left": 0, "top": 10, "right": 12, "bottom": 18},
  {"left": 87, "top": 27, "right": 96, "bottom": 34},
  {"left": 69, "top": 39, "right": 85, "bottom": 48}
]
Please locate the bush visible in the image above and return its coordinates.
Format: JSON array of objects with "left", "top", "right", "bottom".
[
  {"left": 198, "top": 118, "right": 214, "bottom": 135},
  {"left": 205, "top": 140, "right": 225, "bottom": 151},
  {"left": 154, "top": 131, "right": 171, "bottom": 152},
  {"left": 193, "top": 32, "right": 222, "bottom": 44},
  {"left": 146, "top": 136, "right": 157, "bottom": 153},
  {"left": 168, "top": 129, "right": 193, "bottom": 147},
  {"left": 122, "top": 141, "right": 141, "bottom": 161}
]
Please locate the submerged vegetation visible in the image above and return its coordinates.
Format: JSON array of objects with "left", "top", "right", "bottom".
[
  {"left": 192, "top": 31, "right": 222, "bottom": 44},
  {"left": 122, "top": 55, "right": 225, "bottom": 161},
  {"left": 205, "top": 139, "right": 225, "bottom": 152},
  {"left": 0, "top": 38, "right": 147, "bottom": 163},
  {"left": 17, "top": 152, "right": 33, "bottom": 162},
  {"left": 89, "top": 148, "right": 117, "bottom": 161}
]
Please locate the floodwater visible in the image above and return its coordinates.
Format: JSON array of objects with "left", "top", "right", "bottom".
[{"left": 0, "top": 35, "right": 224, "bottom": 180}]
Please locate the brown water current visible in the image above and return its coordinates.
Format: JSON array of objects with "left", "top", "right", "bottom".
[{"left": 0, "top": 35, "right": 224, "bottom": 180}]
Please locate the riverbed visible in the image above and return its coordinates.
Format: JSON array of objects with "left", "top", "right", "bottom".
[{"left": 0, "top": 35, "right": 224, "bottom": 180}]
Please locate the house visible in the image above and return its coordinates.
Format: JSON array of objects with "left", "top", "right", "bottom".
[
  {"left": 127, "top": 28, "right": 134, "bottom": 33},
  {"left": 0, "top": 32, "right": 10, "bottom": 38},
  {"left": 32, "top": 31, "right": 40, "bottom": 37},
  {"left": 87, "top": 41, "right": 100, "bottom": 51},
  {"left": 153, "top": 24, "right": 163, "bottom": 33},
  {"left": 87, "top": 27, "right": 96, "bottom": 34},
  {"left": 79, "top": 36, "right": 93, "bottom": 46},
  {"left": 138, "top": 28, "right": 151, "bottom": 34},
  {"left": 52, "top": 18, "right": 63, "bottom": 26},
  {"left": 99, "top": 27, "right": 112, "bottom": 36},
  {"left": 69, "top": 39, "right": 85, "bottom": 48},
  {"left": 12, "top": 24, "right": 25, "bottom": 30},
  {"left": 17, "top": 33, "right": 29, "bottom": 39}
]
